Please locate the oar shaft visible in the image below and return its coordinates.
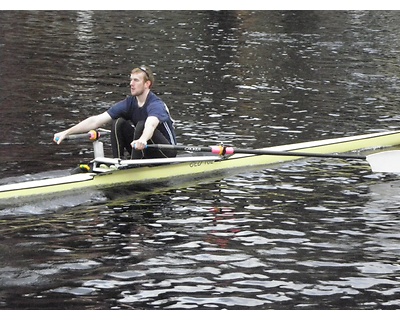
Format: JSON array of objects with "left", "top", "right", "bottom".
[
  {"left": 147, "top": 144, "right": 367, "bottom": 160},
  {"left": 65, "top": 132, "right": 95, "bottom": 140},
  {"left": 66, "top": 130, "right": 110, "bottom": 141},
  {"left": 148, "top": 144, "right": 227, "bottom": 154},
  {"left": 232, "top": 148, "right": 366, "bottom": 160}
]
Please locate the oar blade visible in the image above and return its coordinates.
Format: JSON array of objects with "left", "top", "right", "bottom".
[{"left": 366, "top": 150, "right": 400, "bottom": 173}]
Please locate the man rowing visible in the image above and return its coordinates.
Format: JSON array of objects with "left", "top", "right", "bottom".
[{"left": 53, "top": 65, "right": 177, "bottom": 160}]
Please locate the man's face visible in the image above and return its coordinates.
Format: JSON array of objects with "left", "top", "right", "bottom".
[{"left": 130, "top": 71, "right": 148, "bottom": 96}]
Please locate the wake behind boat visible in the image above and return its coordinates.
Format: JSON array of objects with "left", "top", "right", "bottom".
[{"left": 1, "top": 130, "right": 400, "bottom": 204}]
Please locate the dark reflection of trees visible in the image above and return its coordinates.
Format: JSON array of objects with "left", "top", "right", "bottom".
[
  {"left": 201, "top": 10, "right": 242, "bottom": 98},
  {"left": 280, "top": 10, "right": 320, "bottom": 34},
  {"left": 278, "top": 10, "right": 320, "bottom": 80}
]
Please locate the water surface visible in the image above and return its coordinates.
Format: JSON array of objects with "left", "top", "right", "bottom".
[{"left": 1, "top": 10, "right": 400, "bottom": 310}]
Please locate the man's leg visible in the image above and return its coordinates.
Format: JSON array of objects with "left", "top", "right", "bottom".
[
  {"left": 111, "top": 118, "right": 135, "bottom": 158},
  {"left": 130, "top": 121, "right": 177, "bottom": 159}
]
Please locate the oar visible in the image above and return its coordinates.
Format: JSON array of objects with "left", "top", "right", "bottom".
[
  {"left": 146, "top": 144, "right": 400, "bottom": 173},
  {"left": 63, "top": 129, "right": 110, "bottom": 141}
]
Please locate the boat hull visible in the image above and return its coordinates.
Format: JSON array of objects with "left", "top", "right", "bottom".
[{"left": 1, "top": 130, "right": 400, "bottom": 202}]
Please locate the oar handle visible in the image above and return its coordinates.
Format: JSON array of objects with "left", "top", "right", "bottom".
[{"left": 147, "top": 144, "right": 367, "bottom": 160}]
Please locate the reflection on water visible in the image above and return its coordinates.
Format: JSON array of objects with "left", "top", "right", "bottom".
[
  {"left": 1, "top": 11, "right": 400, "bottom": 309},
  {"left": 1, "top": 160, "right": 400, "bottom": 309}
]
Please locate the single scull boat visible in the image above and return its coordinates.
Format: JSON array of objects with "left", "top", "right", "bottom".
[{"left": 1, "top": 130, "right": 400, "bottom": 203}]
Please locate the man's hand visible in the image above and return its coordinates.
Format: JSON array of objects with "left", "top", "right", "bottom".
[
  {"left": 131, "top": 139, "right": 147, "bottom": 150},
  {"left": 53, "top": 131, "right": 68, "bottom": 144}
]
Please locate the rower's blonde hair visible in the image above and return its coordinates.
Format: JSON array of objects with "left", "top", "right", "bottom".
[{"left": 132, "top": 65, "right": 154, "bottom": 88}]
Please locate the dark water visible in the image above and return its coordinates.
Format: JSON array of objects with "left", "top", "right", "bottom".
[{"left": 1, "top": 10, "right": 400, "bottom": 310}]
